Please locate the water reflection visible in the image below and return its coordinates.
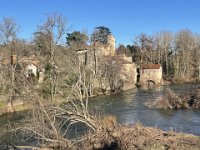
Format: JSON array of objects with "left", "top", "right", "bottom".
[{"left": 89, "top": 83, "right": 200, "bottom": 135}]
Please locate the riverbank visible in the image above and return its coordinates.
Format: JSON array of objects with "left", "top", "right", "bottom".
[
  {"left": 5, "top": 123, "right": 200, "bottom": 150},
  {"left": 163, "top": 77, "right": 200, "bottom": 85},
  {"left": 0, "top": 79, "right": 199, "bottom": 116},
  {"left": 1, "top": 83, "right": 200, "bottom": 149},
  {"left": 0, "top": 87, "right": 136, "bottom": 116},
  {"left": 79, "top": 123, "right": 200, "bottom": 150},
  {"left": 0, "top": 101, "right": 31, "bottom": 116}
]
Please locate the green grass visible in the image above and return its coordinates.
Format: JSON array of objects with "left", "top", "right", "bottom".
[{"left": 0, "top": 101, "right": 6, "bottom": 109}]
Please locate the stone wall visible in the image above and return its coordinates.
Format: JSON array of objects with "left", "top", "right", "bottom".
[
  {"left": 140, "top": 67, "right": 163, "bottom": 85},
  {"left": 118, "top": 54, "right": 132, "bottom": 63},
  {"left": 76, "top": 35, "right": 139, "bottom": 92},
  {"left": 120, "top": 63, "right": 137, "bottom": 90}
]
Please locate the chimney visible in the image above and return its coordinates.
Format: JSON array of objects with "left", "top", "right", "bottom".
[{"left": 11, "top": 55, "right": 17, "bottom": 64}]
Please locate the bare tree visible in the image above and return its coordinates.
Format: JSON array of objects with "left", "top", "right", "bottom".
[
  {"left": 174, "top": 29, "right": 195, "bottom": 80},
  {"left": 11, "top": 60, "right": 101, "bottom": 149},
  {"left": 97, "top": 56, "right": 123, "bottom": 92},
  {"left": 192, "top": 35, "right": 200, "bottom": 80},
  {"left": 0, "top": 17, "right": 19, "bottom": 45},
  {"left": 35, "top": 13, "right": 67, "bottom": 101},
  {"left": 155, "top": 31, "right": 174, "bottom": 78},
  {"left": 134, "top": 33, "right": 157, "bottom": 64},
  {"left": 0, "top": 17, "right": 19, "bottom": 112}
]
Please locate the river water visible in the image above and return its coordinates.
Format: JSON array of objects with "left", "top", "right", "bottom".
[
  {"left": 1, "top": 83, "right": 200, "bottom": 145},
  {"left": 89, "top": 83, "right": 200, "bottom": 136}
]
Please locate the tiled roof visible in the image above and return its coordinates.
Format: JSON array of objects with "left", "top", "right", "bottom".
[
  {"left": 0, "top": 55, "right": 40, "bottom": 66},
  {"left": 141, "top": 64, "right": 161, "bottom": 69}
]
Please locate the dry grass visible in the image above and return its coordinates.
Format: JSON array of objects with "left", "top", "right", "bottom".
[
  {"left": 76, "top": 117, "right": 200, "bottom": 150},
  {"left": 118, "top": 124, "right": 200, "bottom": 150},
  {"left": 2, "top": 115, "right": 200, "bottom": 150}
]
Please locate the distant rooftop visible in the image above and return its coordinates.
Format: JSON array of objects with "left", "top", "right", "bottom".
[{"left": 141, "top": 64, "right": 161, "bottom": 69}]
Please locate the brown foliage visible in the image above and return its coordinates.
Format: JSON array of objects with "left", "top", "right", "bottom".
[
  {"left": 146, "top": 88, "right": 200, "bottom": 109},
  {"left": 77, "top": 123, "right": 200, "bottom": 150}
]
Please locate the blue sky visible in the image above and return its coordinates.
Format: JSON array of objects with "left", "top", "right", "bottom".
[{"left": 1, "top": 0, "right": 200, "bottom": 46}]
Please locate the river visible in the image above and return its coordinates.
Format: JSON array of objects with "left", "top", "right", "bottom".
[
  {"left": 0, "top": 83, "right": 200, "bottom": 145},
  {"left": 89, "top": 83, "right": 200, "bottom": 135}
]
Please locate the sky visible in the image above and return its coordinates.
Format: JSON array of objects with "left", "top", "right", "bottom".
[{"left": 1, "top": 0, "right": 200, "bottom": 46}]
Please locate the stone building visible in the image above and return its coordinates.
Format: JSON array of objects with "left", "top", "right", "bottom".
[
  {"left": 19, "top": 55, "right": 45, "bottom": 83},
  {"left": 120, "top": 61, "right": 137, "bottom": 90},
  {"left": 25, "top": 63, "right": 38, "bottom": 77},
  {"left": 104, "top": 34, "right": 116, "bottom": 56},
  {"left": 138, "top": 64, "right": 163, "bottom": 87},
  {"left": 0, "top": 54, "right": 44, "bottom": 83},
  {"left": 76, "top": 35, "right": 163, "bottom": 91},
  {"left": 76, "top": 34, "right": 137, "bottom": 91}
]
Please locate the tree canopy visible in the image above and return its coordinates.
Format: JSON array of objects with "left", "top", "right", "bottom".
[
  {"left": 116, "top": 44, "right": 126, "bottom": 55},
  {"left": 91, "top": 26, "right": 111, "bottom": 44},
  {"left": 66, "top": 31, "right": 88, "bottom": 48}
]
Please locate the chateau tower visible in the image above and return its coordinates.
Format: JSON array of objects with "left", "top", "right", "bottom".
[{"left": 105, "top": 34, "right": 116, "bottom": 56}]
